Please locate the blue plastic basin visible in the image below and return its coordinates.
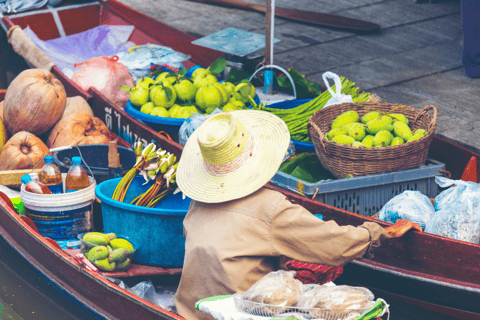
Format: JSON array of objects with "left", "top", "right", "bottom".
[
  {"left": 95, "top": 176, "right": 191, "bottom": 267},
  {"left": 266, "top": 99, "right": 316, "bottom": 152}
]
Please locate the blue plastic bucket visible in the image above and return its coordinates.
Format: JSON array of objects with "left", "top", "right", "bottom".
[
  {"left": 95, "top": 176, "right": 191, "bottom": 267},
  {"left": 266, "top": 99, "right": 316, "bottom": 152},
  {"left": 20, "top": 173, "right": 96, "bottom": 250}
]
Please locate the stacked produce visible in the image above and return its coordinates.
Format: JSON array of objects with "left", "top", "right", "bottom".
[
  {"left": 327, "top": 110, "right": 427, "bottom": 147},
  {"left": 0, "top": 69, "right": 114, "bottom": 173},
  {"left": 126, "top": 65, "right": 257, "bottom": 119},
  {"left": 255, "top": 77, "right": 373, "bottom": 142},
  {"left": 81, "top": 232, "right": 135, "bottom": 272},
  {"left": 112, "top": 141, "right": 178, "bottom": 207}
]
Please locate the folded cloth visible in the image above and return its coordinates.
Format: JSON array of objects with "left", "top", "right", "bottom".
[{"left": 286, "top": 260, "right": 344, "bottom": 285}]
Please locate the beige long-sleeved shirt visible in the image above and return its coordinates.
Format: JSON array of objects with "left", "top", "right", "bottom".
[{"left": 175, "top": 187, "right": 389, "bottom": 320}]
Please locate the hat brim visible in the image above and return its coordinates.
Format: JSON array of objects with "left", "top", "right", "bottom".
[{"left": 177, "top": 110, "right": 290, "bottom": 203}]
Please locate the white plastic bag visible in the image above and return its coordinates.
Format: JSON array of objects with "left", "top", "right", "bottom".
[
  {"left": 322, "top": 72, "right": 353, "bottom": 109},
  {"left": 378, "top": 190, "right": 435, "bottom": 230},
  {"left": 179, "top": 108, "right": 224, "bottom": 146}
]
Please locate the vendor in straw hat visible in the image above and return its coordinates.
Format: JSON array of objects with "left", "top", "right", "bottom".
[{"left": 175, "top": 110, "right": 421, "bottom": 320}]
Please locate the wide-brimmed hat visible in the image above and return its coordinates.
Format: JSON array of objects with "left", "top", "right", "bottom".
[{"left": 177, "top": 110, "right": 290, "bottom": 203}]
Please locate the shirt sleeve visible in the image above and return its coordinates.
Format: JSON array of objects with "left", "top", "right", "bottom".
[{"left": 270, "top": 196, "right": 390, "bottom": 266}]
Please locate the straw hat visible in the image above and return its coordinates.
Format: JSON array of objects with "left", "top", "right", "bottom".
[{"left": 177, "top": 110, "right": 290, "bottom": 203}]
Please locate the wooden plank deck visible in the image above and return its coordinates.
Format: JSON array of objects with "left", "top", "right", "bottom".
[{"left": 121, "top": 0, "right": 477, "bottom": 153}]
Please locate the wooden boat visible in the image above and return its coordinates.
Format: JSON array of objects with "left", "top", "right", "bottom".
[{"left": 0, "top": 0, "right": 224, "bottom": 99}]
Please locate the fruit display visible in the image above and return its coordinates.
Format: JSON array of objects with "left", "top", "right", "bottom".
[
  {"left": 125, "top": 66, "right": 256, "bottom": 119},
  {"left": 326, "top": 110, "right": 427, "bottom": 148},
  {"left": 80, "top": 232, "right": 136, "bottom": 272}
]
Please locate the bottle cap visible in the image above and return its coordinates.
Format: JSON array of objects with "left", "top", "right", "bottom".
[
  {"left": 72, "top": 157, "right": 82, "bottom": 165},
  {"left": 21, "top": 174, "right": 31, "bottom": 184},
  {"left": 44, "top": 156, "right": 53, "bottom": 163}
]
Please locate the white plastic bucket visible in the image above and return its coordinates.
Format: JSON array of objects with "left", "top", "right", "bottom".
[{"left": 20, "top": 173, "right": 96, "bottom": 250}]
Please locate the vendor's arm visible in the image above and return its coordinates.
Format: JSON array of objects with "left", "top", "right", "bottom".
[{"left": 271, "top": 196, "right": 389, "bottom": 266}]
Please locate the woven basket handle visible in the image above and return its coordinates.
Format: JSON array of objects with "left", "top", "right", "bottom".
[
  {"left": 413, "top": 105, "right": 438, "bottom": 132},
  {"left": 310, "top": 121, "right": 329, "bottom": 155}
]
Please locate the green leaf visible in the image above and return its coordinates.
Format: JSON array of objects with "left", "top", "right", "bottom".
[
  {"left": 178, "top": 68, "right": 188, "bottom": 76},
  {"left": 121, "top": 86, "right": 133, "bottom": 91},
  {"left": 208, "top": 58, "right": 227, "bottom": 75},
  {"left": 239, "top": 79, "right": 250, "bottom": 83},
  {"left": 164, "top": 87, "right": 173, "bottom": 100}
]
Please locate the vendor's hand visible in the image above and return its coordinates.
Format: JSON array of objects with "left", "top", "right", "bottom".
[{"left": 384, "top": 219, "right": 422, "bottom": 238}]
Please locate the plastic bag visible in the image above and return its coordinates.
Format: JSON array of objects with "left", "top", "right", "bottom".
[
  {"left": 106, "top": 278, "right": 158, "bottom": 306},
  {"left": 424, "top": 176, "right": 480, "bottom": 243},
  {"left": 242, "top": 270, "right": 303, "bottom": 314},
  {"left": 71, "top": 56, "right": 135, "bottom": 108},
  {"left": 0, "top": 0, "right": 47, "bottom": 13},
  {"left": 179, "top": 108, "right": 224, "bottom": 145},
  {"left": 378, "top": 190, "right": 434, "bottom": 230},
  {"left": 23, "top": 25, "right": 135, "bottom": 74},
  {"left": 296, "top": 285, "right": 375, "bottom": 319},
  {"left": 117, "top": 44, "right": 191, "bottom": 82},
  {"left": 322, "top": 72, "right": 353, "bottom": 109}
]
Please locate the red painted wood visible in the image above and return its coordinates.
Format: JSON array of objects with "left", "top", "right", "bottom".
[
  {"left": 57, "top": 4, "right": 101, "bottom": 36},
  {"left": 19, "top": 215, "right": 39, "bottom": 233},
  {"left": 9, "top": 13, "right": 61, "bottom": 40},
  {"left": 461, "top": 156, "right": 477, "bottom": 183}
]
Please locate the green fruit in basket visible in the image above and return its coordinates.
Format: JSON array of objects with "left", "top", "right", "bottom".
[
  {"left": 105, "top": 233, "right": 117, "bottom": 241},
  {"left": 107, "top": 245, "right": 113, "bottom": 254},
  {"left": 233, "top": 82, "right": 256, "bottom": 104},
  {"left": 83, "top": 233, "right": 110, "bottom": 246},
  {"left": 332, "top": 135, "right": 355, "bottom": 145},
  {"left": 93, "top": 258, "right": 116, "bottom": 272},
  {"left": 341, "top": 122, "right": 359, "bottom": 132},
  {"left": 129, "top": 87, "right": 150, "bottom": 107},
  {"left": 326, "top": 127, "right": 348, "bottom": 140},
  {"left": 140, "top": 102, "right": 155, "bottom": 114},
  {"left": 87, "top": 246, "right": 109, "bottom": 262},
  {"left": 205, "top": 107, "right": 216, "bottom": 114},
  {"left": 110, "top": 238, "right": 135, "bottom": 253},
  {"left": 352, "top": 141, "right": 363, "bottom": 147},
  {"left": 390, "top": 113, "right": 409, "bottom": 125},
  {"left": 413, "top": 129, "right": 427, "bottom": 136},
  {"left": 213, "top": 83, "right": 228, "bottom": 103},
  {"left": 156, "top": 72, "right": 176, "bottom": 86},
  {"left": 150, "top": 84, "right": 177, "bottom": 109},
  {"left": 390, "top": 137, "right": 405, "bottom": 146},
  {"left": 366, "top": 119, "right": 393, "bottom": 135},
  {"left": 373, "top": 130, "right": 394, "bottom": 147},
  {"left": 191, "top": 68, "right": 212, "bottom": 81},
  {"left": 361, "top": 135, "right": 375, "bottom": 148},
  {"left": 174, "top": 79, "right": 197, "bottom": 102},
  {"left": 393, "top": 121, "right": 413, "bottom": 141},
  {"left": 196, "top": 85, "right": 226, "bottom": 111},
  {"left": 407, "top": 129, "right": 427, "bottom": 143},
  {"left": 151, "top": 107, "right": 170, "bottom": 117},
  {"left": 331, "top": 111, "right": 359, "bottom": 130},
  {"left": 136, "top": 77, "right": 155, "bottom": 90},
  {"left": 116, "top": 258, "right": 131, "bottom": 270},
  {"left": 194, "top": 73, "right": 218, "bottom": 88},
  {"left": 108, "top": 248, "right": 131, "bottom": 263},
  {"left": 169, "top": 104, "right": 182, "bottom": 118},
  {"left": 361, "top": 111, "right": 382, "bottom": 124},
  {"left": 379, "top": 115, "right": 393, "bottom": 125},
  {"left": 222, "top": 82, "right": 236, "bottom": 95},
  {"left": 348, "top": 123, "right": 366, "bottom": 141},
  {"left": 222, "top": 101, "right": 243, "bottom": 112},
  {"left": 177, "top": 106, "right": 200, "bottom": 119}
]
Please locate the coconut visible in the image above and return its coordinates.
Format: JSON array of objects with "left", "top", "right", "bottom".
[
  {"left": 3, "top": 69, "right": 67, "bottom": 136},
  {"left": 61, "top": 96, "right": 94, "bottom": 121},
  {"left": 0, "top": 131, "right": 49, "bottom": 170}
]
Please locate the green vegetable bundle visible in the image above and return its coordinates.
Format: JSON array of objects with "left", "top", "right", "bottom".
[{"left": 255, "top": 77, "right": 372, "bottom": 142}]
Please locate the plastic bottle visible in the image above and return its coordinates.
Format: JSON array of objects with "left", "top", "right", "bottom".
[
  {"left": 38, "top": 156, "right": 63, "bottom": 194},
  {"left": 65, "top": 157, "right": 90, "bottom": 193},
  {"left": 21, "top": 174, "right": 53, "bottom": 195}
]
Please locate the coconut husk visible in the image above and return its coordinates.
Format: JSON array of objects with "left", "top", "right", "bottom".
[
  {"left": 47, "top": 113, "right": 112, "bottom": 149},
  {"left": 60, "top": 96, "right": 94, "bottom": 121},
  {"left": 0, "top": 131, "right": 49, "bottom": 171}
]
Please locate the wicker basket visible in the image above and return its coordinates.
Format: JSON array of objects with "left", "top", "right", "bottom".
[{"left": 307, "top": 102, "right": 438, "bottom": 179}]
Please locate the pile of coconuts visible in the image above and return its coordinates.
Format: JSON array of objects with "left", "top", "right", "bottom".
[{"left": 0, "top": 68, "right": 113, "bottom": 174}]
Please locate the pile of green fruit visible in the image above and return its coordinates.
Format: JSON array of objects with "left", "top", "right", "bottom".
[
  {"left": 126, "top": 66, "right": 257, "bottom": 119},
  {"left": 326, "top": 110, "right": 427, "bottom": 148},
  {"left": 81, "top": 232, "right": 135, "bottom": 272}
]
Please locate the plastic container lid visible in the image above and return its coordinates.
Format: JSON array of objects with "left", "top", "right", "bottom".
[
  {"left": 72, "top": 157, "right": 82, "bottom": 165},
  {"left": 45, "top": 156, "right": 53, "bottom": 163},
  {"left": 21, "top": 174, "right": 31, "bottom": 184}
]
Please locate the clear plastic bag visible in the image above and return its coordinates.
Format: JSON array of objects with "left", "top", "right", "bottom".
[
  {"left": 378, "top": 190, "right": 435, "bottom": 230},
  {"left": 0, "top": 0, "right": 47, "bottom": 13},
  {"left": 106, "top": 278, "right": 158, "bottom": 306},
  {"left": 425, "top": 176, "right": 480, "bottom": 243},
  {"left": 116, "top": 44, "right": 191, "bottom": 82},
  {"left": 178, "top": 108, "right": 224, "bottom": 146},
  {"left": 322, "top": 72, "right": 353, "bottom": 109},
  {"left": 242, "top": 270, "right": 304, "bottom": 314}
]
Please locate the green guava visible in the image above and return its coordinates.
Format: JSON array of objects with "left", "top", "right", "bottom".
[
  {"left": 151, "top": 107, "right": 170, "bottom": 117},
  {"left": 136, "top": 77, "right": 155, "bottom": 90},
  {"left": 177, "top": 106, "right": 200, "bottom": 118},
  {"left": 222, "top": 82, "right": 235, "bottom": 95},
  {"left": 191, "top": 68, "right": 211, "bottom": 81},
  {"left": 140, "top": 102, "right": 155, "bottom": 114},
  {"left": 193, "top": 74, "right": 218, "bottom": 88},
  {"left": 169, "top": 104, "right": 182, "bottom": 118},
  {"left": 129, "top": 87, "right": 150, "bottom": 107},
  {"left": 174, "top": 79, "right": 197, "bottom": 102},
  {"left": 150, "top": 84, "right": 177, "bottom": 109},
  {"left": 156, "top": 72, "right": 176, "bottom": 86},
  {"left": 233, "top": 82, "right": 256, "bottom": 104},
  {"left": 195, "top": 85, "right": 225, "bottom": 111}
]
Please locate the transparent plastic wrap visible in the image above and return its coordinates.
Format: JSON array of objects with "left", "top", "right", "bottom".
[
  {"left": 241, "top": 270, "right": 304, "bottom": 315},
  {"left": 378, "top": 190, "right": 435, "bottom": 230},
  {"left": 425, "top": 176, "right": 480, "bottom": 243},
  {"left": 179, "top": 108, "right": 224, "bottom": 146}
]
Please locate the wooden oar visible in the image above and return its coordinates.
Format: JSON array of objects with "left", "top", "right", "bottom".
[{"left": 185, "top": 0, "right": 380, "bottom": 33}]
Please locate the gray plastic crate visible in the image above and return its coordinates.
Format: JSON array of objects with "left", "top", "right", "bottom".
[{"left": 270, "top": 158, "right": 445, "bottom": 217}]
